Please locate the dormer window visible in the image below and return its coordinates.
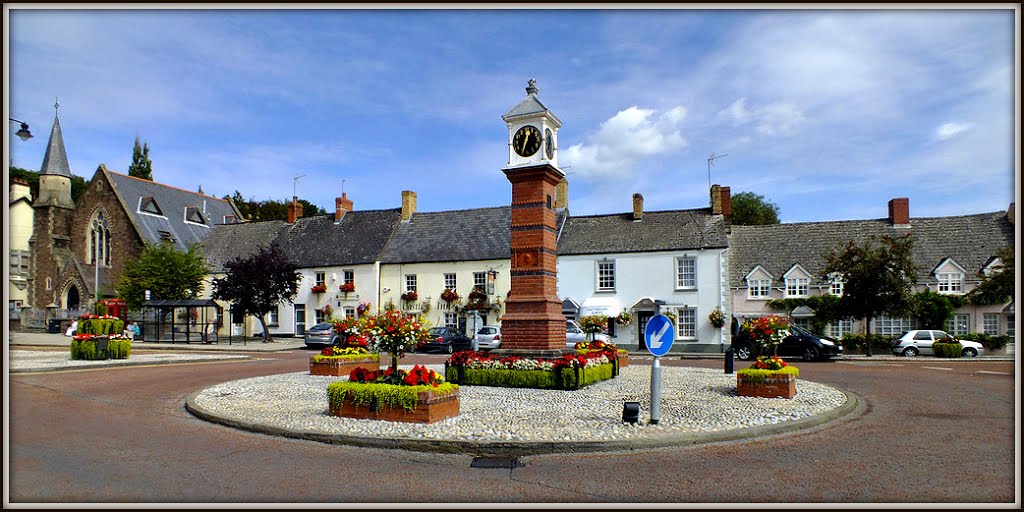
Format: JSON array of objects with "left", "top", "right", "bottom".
[
  {"left": 828, "top": 273, "right": 845, "bottom": 296},
  {"left": 158, "top": 230, "right": 176, "bottom": 244},
  {"left": 138, "top": 196, "right": 163, "bottom": 216},
  {"left": 745, "top": 265, "right": 773, "bottom": 299},
  {"left": 937, "top": 272, "right": 963, "bottom": 293},
  {"left": 223, "top": 214, "right": 236, "bottom": 224},
  {"left": 783, "top": 264, "right": 811, "bottom": 298},
  {"left": 184, "top": 206, "right": 206, "bottom": 226}
]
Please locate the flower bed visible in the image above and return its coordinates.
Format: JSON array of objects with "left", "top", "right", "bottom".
[
  {"left": 444, "top": 350, "right": 618, "bottom": 390},
  {"left": 70, "top": 334, "right": 132, "bottom": 360},
  {"left": 736, "top": 356, "right": 799, "bottom": 399},
  {"left": 310, "top": 346, "right": 380, "bottom": 376},
  {"left": 326, "top": 365, "right": 459, "bottom": 423},
  {"left": 572, "top": 340, "right": 629, "bottom": 367}
]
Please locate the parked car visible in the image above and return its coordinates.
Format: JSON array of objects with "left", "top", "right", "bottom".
[
  {"left": 565, "top": 319, "right": 611, "bottom": 349},
  {"left": 304, "top": 323, "right": 340, "bottom": 348},
  {"left": 732, "top": 324, "right": 843, "bottom": 362},
  {"left": 891, "top": 330, "right": 984, "bottom": 357},
  {"left": 419, "top": 326, "right": 473, "bottom": 354},
  {"left": 474, "top": 325, "right": 501, "bottom": 350}
]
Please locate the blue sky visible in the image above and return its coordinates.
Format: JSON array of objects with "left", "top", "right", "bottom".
[{"left": 6, "top": 7, "right": 1018, "bottom": 223}]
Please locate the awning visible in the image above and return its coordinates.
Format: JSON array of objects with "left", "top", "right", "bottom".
[
  {"left": 790, "top": 306, "right": 815, "bottom": 318},
  {"left": 580, "top": 296, "right": 621, "bottom": 318},
  {"left": 630, "top": 297, "right": 666, "bottom": 311}
]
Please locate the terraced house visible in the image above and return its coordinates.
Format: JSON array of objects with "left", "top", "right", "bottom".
[{"left": 729, "top": 198, "right": 1016, "bottom": 340}]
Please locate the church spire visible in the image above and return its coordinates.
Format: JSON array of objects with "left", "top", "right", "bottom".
[{"left": 40, "top": 98, "right": 71, "bottom": 177}]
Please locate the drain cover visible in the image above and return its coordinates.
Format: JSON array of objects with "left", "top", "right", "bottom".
[{"left": 471, "top": 457, "right": 521, "bottom": 469}]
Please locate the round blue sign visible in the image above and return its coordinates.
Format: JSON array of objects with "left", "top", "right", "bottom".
[{"left": 645, "top": 314, "right": 675, "bottom": 357}]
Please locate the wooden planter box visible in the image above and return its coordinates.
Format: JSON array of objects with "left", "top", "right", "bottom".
[
  {"left": 617, "top": 352, "right": 629, "bottom": 367},
  {"left": 328, "top": 388, "right": 460, "bottom": 424},
  {"left": 309, "top": 356, "right": 379, "bottom": 377},
  {"left": 736, "top": 373, "right": 797, "bottom": 399}
]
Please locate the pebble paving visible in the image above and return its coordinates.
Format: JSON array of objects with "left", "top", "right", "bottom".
[
  {"left": 8, "top": 349, "right": 249, "bottom": 372},
  {"left": 192, "top": 365, "right": 849, "bottom": 444}
]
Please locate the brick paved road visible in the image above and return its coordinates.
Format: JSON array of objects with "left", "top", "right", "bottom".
[{"left": 6, "top": 348, "right": 1018, "bottom": 505}]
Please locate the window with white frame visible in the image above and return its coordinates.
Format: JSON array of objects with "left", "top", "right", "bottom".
[
  {"left": 874, "top": 315, "right": 917, "bottom": 336},
  {"left": 785, "top": 277, "right": 809, "bottom": 297},
  {"left": 315, "top": 271, "right": 325, "bottom": 287},
  {"left": 983, "top": 313, "right": 1000, "bottom": 335},
  {"left": 829, "top": 273, "right": 844, "bottom": 296},
  {"left": 936, "top": 272, "right": 963, "bottom": 293},
  {"left": 344, "top": 307, "right": 356, "bottom": 319},
  {"left": 828, "top": 319, "right": 854, "bottom": 339},
  {"left": 343, "top": 269, "right": 354, "bottom": 286},
  {"left": 473, "top": 272, "right": 486, "bottom": 290},
  {"left": 444, "top": 273, "right": 457, "bottom": 290},
  {"left": 405, "top": 274, "right": 417, "bottom": 292},
  {"left": 9, "top": 250, "right": 30, "bottom": 276},
  {"left": 676, "top": 307, "right": 696, "bottom": 339},
  {"left": 748, "top": 278, "right": 771, "bottom": 299},
  {"left": 315, "top": 309, "right": 325, "bottom": 324},
  {"left": 268, "top": 307, "right": 279, "bottom": 326},
  {"left": 945, "top": 314, "right": 970, "bottom": 336},
  {"left": 444, "top": 312, "right": 458, "bottom": 329},
  {"left": 597, "top": 260, "right": 615, "bottom": 291},
  {"left": 675, "top": 257, "right": 696, "bottom": 288}
]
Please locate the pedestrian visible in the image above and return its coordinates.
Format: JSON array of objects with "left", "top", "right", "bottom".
[
  {"left": 124, "top": 321, "right": 140, "bottom": 340},
  {"left": 65, "top": 320, "right": 78, "bottom": 337}
]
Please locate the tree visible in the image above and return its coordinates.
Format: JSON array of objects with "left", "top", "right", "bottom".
[
  {"left": 115, "top": 242, "right": 207, "bottom": 310},
  {"left": 212, "top": 243, "right": 300, "bottom": 343},
  {"left": 222, "top": 190, "right": 327, "bottom": 221},
  {"left": 911, "top": 291, "right": 962, "bottom": 329},
  {"left": 968, "top": 245, "right": 1014, "bottom": 305},
  {"left": 730, "top": 191, "right": 780, "bottom": 225},
  {"left": 128, "top": 136, "right": 153, "bottom": 180},
  {"left": 9, "top": 166, "right": 90, "bottom": 203},
  {"left": 821, "top": 234, "right": 917, "bottom": 356}
]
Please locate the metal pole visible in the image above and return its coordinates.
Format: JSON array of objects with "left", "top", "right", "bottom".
[{"left": 650, "top": 356, "right": 662, "bottom": 425}]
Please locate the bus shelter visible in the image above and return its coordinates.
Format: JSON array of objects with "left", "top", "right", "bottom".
[{"left": 141, "top": 299, "right": 223, "bottom": 344}]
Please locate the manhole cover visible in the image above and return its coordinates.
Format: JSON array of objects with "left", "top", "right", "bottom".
[{"left": 471, "top": 457, "right": 521, "bottom": 469}]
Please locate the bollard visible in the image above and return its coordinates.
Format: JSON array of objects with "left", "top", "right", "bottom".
[
  {"left": 622, "top": 402, "right": 640, "bottom": 424},
  {"left": 650, "top": 357, "right": 662, "bottom": 425},
  {"left": 725, "top": 346, "right": 734, "bottom": 374}
]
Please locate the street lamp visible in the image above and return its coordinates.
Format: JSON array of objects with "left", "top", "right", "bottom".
[{"left": 9, "top": 118, "right": 33, "bottom": 141}]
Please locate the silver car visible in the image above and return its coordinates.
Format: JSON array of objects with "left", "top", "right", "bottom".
[
  {"left": 891, "top": 329, "right": 984, "bottom": 357},
  {"left": 474, "top": 325, "right": 501, "bottom": 350},
  {"left": 304, "top": 323, "right": 340, "bottom": 348}
]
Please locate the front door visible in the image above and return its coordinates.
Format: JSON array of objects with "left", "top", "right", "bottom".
[
  {"left": 637, "top": 312, "right": 653, "bottom": 350},
  {"left": 294, "top": 304, "right": 306, "bottom": 336},
  {"left": 65, "top": 285, "right": 80, "bottom": 310}
]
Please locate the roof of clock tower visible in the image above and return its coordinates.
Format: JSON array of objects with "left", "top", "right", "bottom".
[{"left": 502, "top": 79, "right": 562, "bottom": 127}]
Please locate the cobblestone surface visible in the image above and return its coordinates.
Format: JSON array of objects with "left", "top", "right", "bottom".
[{"left": 8, "top": 349, "right": 249, "bottom": 372}]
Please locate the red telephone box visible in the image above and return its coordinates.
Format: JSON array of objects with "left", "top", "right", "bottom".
[{"left": 101, "top": 298, "right": 127, "bottom": 320}]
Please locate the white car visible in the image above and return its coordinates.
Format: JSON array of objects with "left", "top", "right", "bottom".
[
  {"left": 891, "top": 330, "right": 984, "bottom": 358},
  {"left": 565, "top": 320, "right": 611, "bottom": 349},
  {"left": 474, "top": 325, "right": 501, "bottom": 350}
]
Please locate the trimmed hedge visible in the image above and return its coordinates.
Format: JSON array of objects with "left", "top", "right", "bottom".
[
  {"left": 445, "top": 362, "right": 617, "bottom": 390},
  {"left": 78, "top": 318, "right": 125, "bottom": 336},
  {"left": 736, "top": 365, "right": 800, "bottom": 384},
  {"left": 326, "top": 381, "right": 458, "bottom": 412},
  {"left": 840, "top": 333, "right": 896, "bottom": 353},
  {"left": 70, "top": 338, "right": 132, "bottom": 360},
  {"left": 960, "top": 332, "right": 1011, "bottom": 351},
  {"left": 932, "top": 342, "right": 963, "bottom": 358}
]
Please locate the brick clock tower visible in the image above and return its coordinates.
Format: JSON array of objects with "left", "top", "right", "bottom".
[{"left": 493, "top": 80, "right": 570, "bottom": 358}]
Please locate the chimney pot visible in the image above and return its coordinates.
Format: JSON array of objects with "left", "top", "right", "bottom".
[{"left": 632, "top": 193, "right": 644, "bottom": 221}]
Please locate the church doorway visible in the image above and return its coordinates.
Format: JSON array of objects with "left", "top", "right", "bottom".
[{"left": 65, "top": 285, "right": 80, "bottom": 310}]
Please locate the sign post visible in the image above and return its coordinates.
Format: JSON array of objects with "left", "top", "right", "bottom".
[{"left": 644, "top": 314, "right": 675, "bottom": 425}]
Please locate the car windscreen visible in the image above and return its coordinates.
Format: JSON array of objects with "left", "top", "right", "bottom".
[
  {"left": 310, "top": 323, "right": 332, "bottom": 331},
  {"left": 428, "top": 328, "right": 446, "bottom": 335}
]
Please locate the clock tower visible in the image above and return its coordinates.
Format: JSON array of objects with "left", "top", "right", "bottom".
[{"left": 494, "top": 80, "right": 570, "bottom": 358}]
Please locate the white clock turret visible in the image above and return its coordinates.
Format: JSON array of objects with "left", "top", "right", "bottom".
[{"left": 502, "top": 79, "right": 563, "bottom": 172}]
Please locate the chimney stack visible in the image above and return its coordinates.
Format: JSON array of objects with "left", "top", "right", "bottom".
[
  {"left": 710, "top": 184, "right": 723, "bottom": 215},
  {"left": 401, "top": 190, "right": 417, "bottom": 221},
  {"left": 632, "top": 193, "right": 644, "bottom": 221},
  {"left": 721, "top": 186, "right": 732, "bottom": 218},
  {"left": 554, "top": 177, "right": 568, "bottom": 210},
  {"left": 335, "top": 192, "right": 354, "bottom": 222},
  {"left": 287, "top": 196, "right": 304, "bottom": 224},
  {"left": 888, "top": 197, "right": 909, "bottom": 227},
  {"left": 1007, "top": 202, "right": 1015, "bottom": 225}
]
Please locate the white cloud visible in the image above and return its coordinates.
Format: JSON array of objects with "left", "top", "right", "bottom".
[
  {"left": 718, "top": 98, "right": 805, "bottom": 136},
  {"left": 933, "top": 121, "right": 973, "bottom": 141},
  {"left": 560, "top": 106, "right": 688, "bottom": 179}
]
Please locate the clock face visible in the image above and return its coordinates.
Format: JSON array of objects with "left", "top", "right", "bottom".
[
  {"left": 513, "top": 125, "right": 542, "bottom": 157},
  {"left": 544, "top": 128, "right": 555, "bottom": 159}
]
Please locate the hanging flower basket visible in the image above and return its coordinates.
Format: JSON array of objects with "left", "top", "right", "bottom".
[
  {"left": 339, "top": 282, "right": 356, "bottom": 294},
  {"left": 708, "top": 308, "right": 725, "bottom": 328}
]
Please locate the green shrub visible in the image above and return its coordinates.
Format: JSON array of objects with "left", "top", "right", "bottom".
[
  {"left": 326, "top": 381, "right": 458, "bottom": 412},
  {"left": 77, "top": 318, "right": 125, "bottom": 336},
  {"left": 960, "top": 332, "right": 1011, "bottom": 351},
  {"left": 736, "top": 365, "right": 800, "bottom": 384},
  {"left": 445, "top": 362, "right": 617, "bottom": 390},
  {"left": 69, "top": 337, "right": 131, "bottom": 360},
  {"left": 106, "top": 339, "right": 132, "bottom": 359},
  {"left": 932, "top": 342, "right": 963, "bottom": 358},
  {"left": 840, "top": 333, "right": 895, "bottom": 353}
]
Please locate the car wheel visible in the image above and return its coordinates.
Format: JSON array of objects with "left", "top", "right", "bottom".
[
  {"left": 446, "top": 343, "right": 454, "bottom": 354},
  {"left": 902, "top": 347, "right": 919, "bottom": 357},
  {"left": 802, "top": 346, "right": 820, "bottom": 362},
  {"left": 962, "top": 347, "right": 978, "bottom": 358},
  {"left": 735, "top": 345, "right": 752, "bottom": 361}
]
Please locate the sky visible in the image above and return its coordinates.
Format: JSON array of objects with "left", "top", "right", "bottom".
[{"left": 5, "top": 6, "right": 1019, "bottom": 223}]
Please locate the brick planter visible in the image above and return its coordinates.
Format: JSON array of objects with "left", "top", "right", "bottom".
[
  {"left": 309, "top": 356, "right": 379, "bottom": 377},
  {"left": 736, "top": 373, "right": 797, "bottom": 399},
  {"left": 328, "top": 388, "right": 460, "bottom": 424}
]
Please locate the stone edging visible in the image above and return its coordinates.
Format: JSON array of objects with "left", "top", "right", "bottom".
[{"left": 184, "top": 386, "right": 864, "bottom": 457}]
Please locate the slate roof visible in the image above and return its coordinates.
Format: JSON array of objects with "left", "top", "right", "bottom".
[
  {"left": 202, "top": 209, "right": 403, "bottom": 271},
  {"left": 40, "top": 115, "right": 72, "bottom": 177},
  {"left": 728, "top": 211, "right": 1015, "bottom": 288},
  {"left": 502, "top": 81, "right": 562, "bottom": 126},
  {"left": 104, "top": 168, "right": 240, "bottom": 252},
  {"left": 380, "top": 206, "right": 515, "bottom": 264},
  {"left": 557, "top": 208, "right": 730, "bottom": 256}
]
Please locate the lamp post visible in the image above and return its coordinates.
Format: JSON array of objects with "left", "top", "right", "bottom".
[
  {"left": 92, "top": 213, "right": 109, "bottom": 305},
  {"left": 9, "top": 118, "right": 33, "bottom": 141}
]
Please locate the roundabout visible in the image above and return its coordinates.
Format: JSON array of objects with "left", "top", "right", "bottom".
[{"left": 185, "top": 364, "right": 861, "bottom": 456}]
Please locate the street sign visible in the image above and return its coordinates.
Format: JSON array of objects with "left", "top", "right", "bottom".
[{"left": 645, "top": 314, "right": 675, "bottom": 357}]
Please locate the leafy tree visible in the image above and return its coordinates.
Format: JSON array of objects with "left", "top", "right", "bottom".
[
  {"left": 766, "top": 294, "right": 844, "bottom": 335},
  {"left": 730, "top": 191, "right": 780, "bottom": 225},
  {"left": 968, "top": 245, "right": 1015, "bottom": 305},
  {"left": 212, "top": 243, "right": 300, "bottom": 343},
  {"left": 9, "top": 165, "right": 90, "bottom": 204},
  {"left": 911, "top": 291, "right": 962, "bottom": 330},
  {"left": 115, "top": 242, "right": 207, "bottom": 310},
  {"left": 821, "top": 234, "right": 917, "bottom": 356},
  {"left": 222, "top": 190, "right": 327, "bottom": 221},
  {"left": 128, "top": 136, "right": 153, "bottom": 180}
]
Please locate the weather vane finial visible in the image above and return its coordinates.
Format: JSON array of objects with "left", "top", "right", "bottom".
[
  {"left": 526, "top": 79, "right": 538, "bottom": 96},
  {"left": 54, "top": 97, "right": 60, "bottom": 115}
]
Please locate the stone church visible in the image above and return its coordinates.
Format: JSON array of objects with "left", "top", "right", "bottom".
[{"left": 28, "top": 110, "right": 240, "bottom": 312}]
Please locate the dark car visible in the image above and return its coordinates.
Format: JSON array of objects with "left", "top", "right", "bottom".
[
  {"left": 304, "top": 323, "right": 341, "bottom": 348},
  {"left": 732, "top": 324, "right": 843, "bottom": 362},
  {"left": 418, "top": 326, "right": 473, "bottom": 354}
]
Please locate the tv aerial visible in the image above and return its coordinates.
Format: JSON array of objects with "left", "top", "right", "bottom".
[{"left": 706, "top": 153, "right": 727, "bottom": 189}]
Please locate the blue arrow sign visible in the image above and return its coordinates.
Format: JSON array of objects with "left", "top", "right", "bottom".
[{"left": 645, "top": 314, "right": 675, "bottom": 357}]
